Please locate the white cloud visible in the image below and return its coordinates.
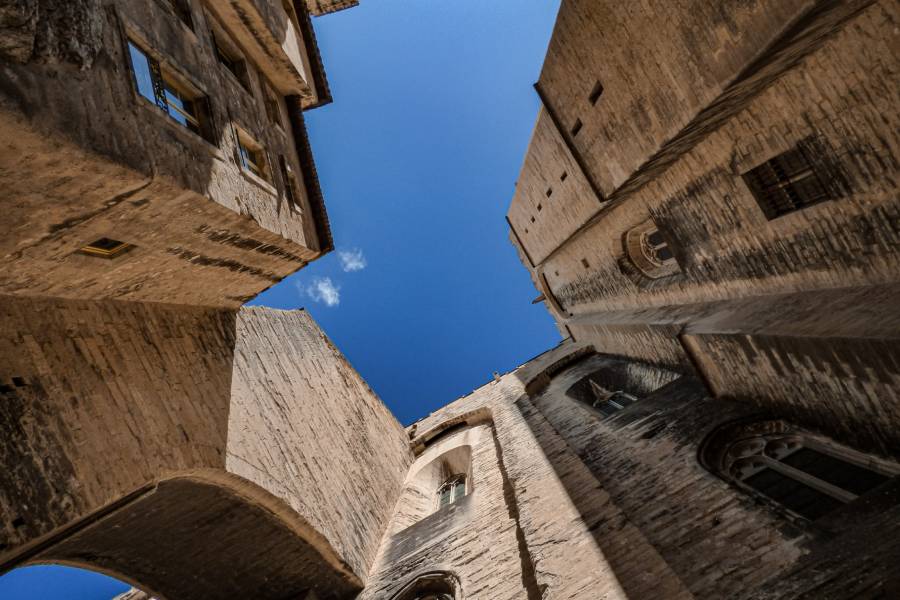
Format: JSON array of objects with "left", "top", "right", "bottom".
[
  {"left": 338, "top": 248, "right": 367, "bottom": 272},
  {"left": 305, "top": 277, "right": 340, "bottom": 307}
]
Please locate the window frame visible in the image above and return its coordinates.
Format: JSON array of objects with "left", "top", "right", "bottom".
[
  {"left": 704, "top": 420, "right": 899, "bottom": 524},
  {"left": 125, "top": 36, "right": 213, "bottom": 143},
  {"left": 436, "top": 474, "right": 467, "bottom": 509},
  {"left": 235, "top": 127, "right": 272, "bottom": 184},
  {"left": 623, "top": 219, "right": 681, "bottom": 279},
  {"left": 209, "top": 21, "right": 252, "bottom": 92}
]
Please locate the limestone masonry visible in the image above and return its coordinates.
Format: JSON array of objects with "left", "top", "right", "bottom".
[{"left": 1, "top": 1, "right": 899, "bottom": 599}]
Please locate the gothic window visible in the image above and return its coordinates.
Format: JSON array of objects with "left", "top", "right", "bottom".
[
  {"left": 623, "top": 219, "right": 680, "bottom": 279},
  {"left": 393, "top": 573, "right": 458, "bottom": 600},
  {"left": 437, "top": 474, "right": 466, "bottom": 508},
  {"left": 566, "top": 370, "right": 638, "bottom": 418},
  {"left": 127, "top": 39, "right": 213, "bottom": 142},
  {"left": 742, "top": 143, "right": 841, "bottom": 219},
  {"left": 703, "top": 421, "right": 899, "bottom": 522}
]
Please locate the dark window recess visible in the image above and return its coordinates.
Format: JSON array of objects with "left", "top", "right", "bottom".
[
  {"left": 546, "top": 188, "right": 553, "bottom": 197},
  {"left": 581, "top": 258, "right": 590, "bottom": 269},
  {"left": 211, "top": 31, "right": 250, "bottom": 90},
  {"left": 166, "top": 0, "right": 193, "bottom": 29},
  {"left": 12, "top": 377, "right": 26, "bottom": 387},
  {"left": 571, "top": 119, "right": 583, "bottom": 137},
  {"left": 537, "top": 204, "right": 542, "bottom": 212},
  {"left": 742, "top": 143, "right": 842, "bottom": 219},
  {"left": 744, "top": 468, "right": 843, "bottom": 521},
  {"left": 782, "top": 448, "right": 888, "bottom": 497},
  {"left": 530, "top": 216, "right": 535, "bottom": 223},
  {"left": 560, "top": 171, "right": 568, "bottom": 181},
  {"left": 12, "top": 517, "right": 25, "bottom": 528},
  {"left": 589, "top": 80, "right": 604, "bottom": 105},
  {"left": 279, "top": 155, "right": 302, "bottom": 210},
  {"left": 79, "top": 237, "right": 134, "bottom": 259},
  {"left": 127, "top": 40, "right": 213, "bottom": 142}
]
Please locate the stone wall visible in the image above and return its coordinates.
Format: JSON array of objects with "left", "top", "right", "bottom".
[
  {"left": 0, "top": 297, "right": 409, "bottom": 597},
  {"left": 0, "top": 0, "right": 335, "bottom": 308}
]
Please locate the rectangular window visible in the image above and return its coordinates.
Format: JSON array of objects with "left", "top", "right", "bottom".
[
  {"left": 237, "top": 129, "right": 270, "bottom": 182},
  {"left": 79, "top": 237, "right": 134, "bottom": 259},
  {"left": 264, "top": 85, "right": 283, "bottom": 129},
  {"left": 742, "top": 144, "right": 839, "bottom": 219},
  {"left": 127, "top": 39, "right": 212, "bottom": 141},
  {"left": 571, "top": 119, "right": 583, "bottom": 137},
  {"left": 279, "top": 156, "right": 302, "bottom": 211},
  {"left": 211, "top": 29, "right": 250, "bottom": 90},
  {"left": 166, "top": 0, "right": 193, "bottom": 29},
  {"left": 589, "top": 81, "right": 604, "bottom": 105}
]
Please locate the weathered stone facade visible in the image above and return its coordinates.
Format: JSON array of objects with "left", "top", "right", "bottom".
[
  {"left": 0, "top": 0, "right": 338, "bottom": 308},
  {"left": 1, "top": 0, "right": 899, "bottom": 599}
]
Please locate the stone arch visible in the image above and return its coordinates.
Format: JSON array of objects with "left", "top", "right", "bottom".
[
  {"left": 389, "top": 569, "right": 463, "bottom": 600},
  {"left": 3, "top": 470, "right": 363, "bottom": 600}
]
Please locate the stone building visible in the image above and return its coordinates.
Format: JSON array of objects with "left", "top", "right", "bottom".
[
  {"left": 2, "top": 0, "right": 900, "bottom": 599},
  {"left": 0, "top": 0, "right": 348, "bottom": 307}
]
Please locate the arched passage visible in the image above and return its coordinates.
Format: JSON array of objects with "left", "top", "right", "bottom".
[{"left": 3, "top": 473, "right": 362, "bottom": 600}]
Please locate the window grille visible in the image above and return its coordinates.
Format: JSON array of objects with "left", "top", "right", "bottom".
[
  {"left": 742, "top": 144, "right": 839, "bottom": 219},
  {"left": 127, "top": 40, "right": 211, "bottom": 140},
  {"left": 437, "top": 474, "right": 466, "bottom": 508}
]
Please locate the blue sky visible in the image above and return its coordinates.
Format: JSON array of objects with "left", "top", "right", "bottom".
[{"left": 0, "top": 0, "right": 560, "bottom": 596}]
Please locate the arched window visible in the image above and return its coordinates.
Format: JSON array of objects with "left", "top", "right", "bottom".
[
  {"left": 623, "top": 219, "right": 681, "bottom": 279},
  {"left": 702, "top": 420, "right": 899, "bottom": 522},
  {"left": 437, "top": 474, "right": 467, "bottom": 508},
  {"left": 393, "top": 572, "right": 458, "bottom": 600}
]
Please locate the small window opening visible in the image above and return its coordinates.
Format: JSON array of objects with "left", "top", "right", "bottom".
[
  {"left": 530, "top": 216, "right": 535, "bottom": 223},
  {"left": 279, "top": 156, "right": 302, "bottom": 212},
  {"left": 546, "top": 188, "right": 553, "bottom": 197},
  {"left": 437, "top": 474, "right": 467, "bottom": 508},
  {"left": 264, "top": 85, "right": 283, "bottom": 129},
  {"left": 705, "top": 421, "right": 899, "bottom": 522},
  {"left": 742, "top": 143, "right": 839, "bottom": 219},
  {"left": 537, "top": 204, "right": 542, "bottom": 212},
  {"left": 12, "top": 517, "right": 25, "bottom": 528},
  {"left": 624, "top": 220, "right": 681, "bottom": 279},
  {"left": 571, "top": 118, "right": 583, "bottom": 137},
  {"left": 166, "top": 0, "right": 194, "bottom": 29},
  {"left": 127, "top": 40, "right": 213, "bottom": 141},
  {"left": 581, "top": 258, "right": 590, "bottom": 269},
  {"left": 236, "top": 129, "right": 270, "bottom": 182},
  {"left": 560, "top": 171, "right": 568, "bottom": 182},
  {"left": 211, "top": 29, "right": 250, "bottom": 90},
  {"left": 589, "top": 80, "right": 604, "bottom": 105},
  {"left": 79, "top": 238, "right": 134, "bottom": 259},
  {"left": 12, "top": 377, "right": 26, "bottom": 387}
]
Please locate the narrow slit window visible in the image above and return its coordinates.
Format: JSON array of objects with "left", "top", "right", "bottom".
[
  {"left": 560, "top": 171, "right": 568, "bottom": 182},
  {"left": 742, "top": 144, "right": 839, "bottom": 219},
  {"left": 571, "top": 118, "right": 583, "bottom": 137},
  {"left": 279, "top": 155, "right": 302, "bottom": 212},
  {"left": 127, "top": 39, "right": 212, "bottom": 141},
  {"left": 546, "top": 188, "right": 553, "bottom": 197},
  {"left": 264, "top": 85, "right": 283, "bottom": 129},
  {"left": 166, "top": 0, "right": 194, "bottom": 29},
  {"left": 589, "top": 80, "right": 604, "bottom": 105},
  {"left": 79, "top": 238, "right": 134, "bottom": 259},
  {"left": 581, "top": 258, "right": 590, "bottom": 269}
]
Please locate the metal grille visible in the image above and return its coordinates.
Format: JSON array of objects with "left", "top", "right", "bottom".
[{"left": 742, "top": 145, "right": 836, "bottom": 219}]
